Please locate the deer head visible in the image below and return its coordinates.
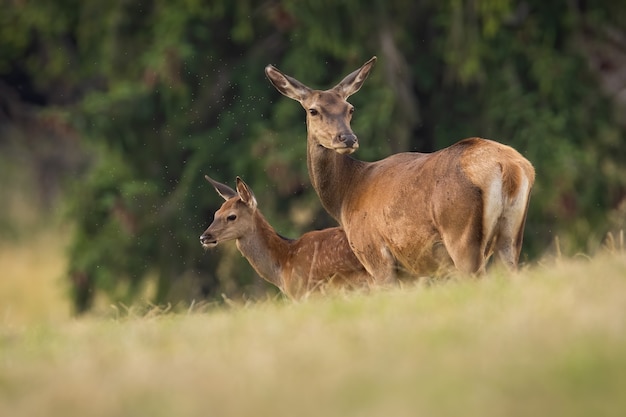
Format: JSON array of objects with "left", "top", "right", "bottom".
[
  {"left": 265, "top": 56, "right": 377, "bottom": 154},
  {"left": 200, "top": 175, "right": 258, "bottom": 248}
]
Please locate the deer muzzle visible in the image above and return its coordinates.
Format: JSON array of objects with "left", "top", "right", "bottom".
[{"left": 332, "top": 133, "right": 359, "bottom": 155}]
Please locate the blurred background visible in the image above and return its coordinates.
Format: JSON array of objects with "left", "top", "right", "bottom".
[{"left": 1, "top": 0, "right": 625, "bottom": 314}]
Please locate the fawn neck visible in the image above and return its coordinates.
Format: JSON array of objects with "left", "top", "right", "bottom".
[{"left": 236, "top": 212, "right": 291, "bottom": 290}]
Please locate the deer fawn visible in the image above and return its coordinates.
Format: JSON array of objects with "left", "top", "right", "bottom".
[
  {"left": 200, "top": 176, "right": 370, "bottom": 299},
  {"left": 265, "top": 56, "right": 535, "bottom": 282}
]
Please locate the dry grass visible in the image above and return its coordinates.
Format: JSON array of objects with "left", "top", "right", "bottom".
[
  {"left": 1, "top": 237, "right": 626, "bottom": 417},
  {"left": 0, "top": 231, "right": 72, "bottom": 328}
]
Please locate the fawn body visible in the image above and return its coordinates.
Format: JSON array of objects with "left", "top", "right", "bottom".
[{"left": 200, "top": 176, "right": 369, "bottom": 299}]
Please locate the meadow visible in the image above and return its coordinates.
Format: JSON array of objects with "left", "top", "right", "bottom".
[{"left": 1, "top": 228, "right": 626, "bottom": 417}]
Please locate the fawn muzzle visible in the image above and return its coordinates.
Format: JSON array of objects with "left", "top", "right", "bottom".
[{"left": 200, "top": 233, "right": 218, "bottom": 248}]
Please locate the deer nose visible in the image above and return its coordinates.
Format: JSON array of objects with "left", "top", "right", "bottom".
[
  {"left": 338, "top": 133, "right": 358, "bottom": 148},
  {"left": 200, "top": 234, "right": 212, "bottom": 245}
]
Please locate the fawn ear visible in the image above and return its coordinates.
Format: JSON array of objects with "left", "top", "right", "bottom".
[
  {"left": 235, "top": 177, "right": 257, "bottom": 209},
  {"left": 265, "top": 64, "right": 312, "bottom": 103},
  {"left": 333, "top": 56, "right": 377, "bottom": 99},
  {"left": 205, "top": 175, "right": 237, "bottom": 201}
]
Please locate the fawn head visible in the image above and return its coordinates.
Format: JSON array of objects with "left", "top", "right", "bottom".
[
  {"left": 265, "top": 56, "right": 377, "bottom": 155},
  {"left": 200, "top": 176, "right": 258, "bottom": 248}
]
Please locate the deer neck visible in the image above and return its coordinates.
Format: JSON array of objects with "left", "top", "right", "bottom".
[
  {"left": 235, "top": 212, "right": 289, "bottom": 290},
  {"left": 307, "top": 137, "right": 365, "bottom": 223}
]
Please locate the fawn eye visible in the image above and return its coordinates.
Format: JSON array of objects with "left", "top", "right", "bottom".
[
  {"left": 226, "top": 214, "right": 237, "bottom": 221},
  {"left": 308, "top": 108, "right": 319, "bottom": 116}
]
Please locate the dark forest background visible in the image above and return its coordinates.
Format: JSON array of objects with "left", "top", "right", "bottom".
[{"left": 1, "top": 0, "right": 625, "bottom": 312}]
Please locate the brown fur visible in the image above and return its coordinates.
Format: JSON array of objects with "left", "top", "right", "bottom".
[
  {"left": 200, "top": 176, "right": 370, "bottom": 299},
  {"left": 265, "top": 57, "right": 536, "bottom": 282}
]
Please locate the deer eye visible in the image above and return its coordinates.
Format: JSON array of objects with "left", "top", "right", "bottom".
[
  {"left": 308, "top": 108, "right": 319, "bottom": 116},
  {"left": 349, "top": 106, "right": 355, "bottom": 114},
  {"left": 226, "top": 214, "right": 237, "bottom": 221}
]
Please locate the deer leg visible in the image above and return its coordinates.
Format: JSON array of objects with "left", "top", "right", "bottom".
[
  {"left": 494, "top": 239, "right": 517, "bottom": 270},
  {"left": 493, "top": 188, "right": 532, "bottom": 271},
  {"left": 439, "top": 212, "right": 488, "bottom": 275},
  {"left": 352, "top": 244, "right": 397, "bottom": 285},
  {"left": 446, "top": 242, "right": 486, "bottom": 275},
  {"left": 493, "top": 213, "right": 528, "bottom": 271}
]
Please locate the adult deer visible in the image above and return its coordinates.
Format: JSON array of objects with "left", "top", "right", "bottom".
[
  {"left": 200, "top": 175, "right": 370, "bottom": 299},
  {"left": 265, "top": 57, "right": 535, "bottom": 282}
]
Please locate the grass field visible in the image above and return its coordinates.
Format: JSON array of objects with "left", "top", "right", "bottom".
[{"left": 1, "top": 232, "right": 626, "bottom": 417}]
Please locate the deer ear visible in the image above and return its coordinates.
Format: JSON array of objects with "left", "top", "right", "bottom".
[
  {"left": 205, "top": 175, "right": 237, "bottom": 201},
  {"left": 235, "top": 177, "right": 257, "bottom": 209},
  {"left": 333, "top": 56, "right": 377, "bottom": 99},
  {"left": 265, "top": 65, "right": 312, "bottom": 102}
]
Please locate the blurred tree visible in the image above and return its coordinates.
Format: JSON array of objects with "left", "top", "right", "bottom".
[{"left": 1, "top": 0, "right": 625, "bottom": 312}]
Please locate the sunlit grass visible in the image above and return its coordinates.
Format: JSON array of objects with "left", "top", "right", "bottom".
[
  {"left": 1, "top": 245, "right": 625, "bottom": 417},
  {"left": 0, "top": 231, "right": 72, "bottom": 328}
]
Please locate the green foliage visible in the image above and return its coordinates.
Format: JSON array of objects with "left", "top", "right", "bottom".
[{"left": 3, "top": 0, "right": 626, "bottom": 311}]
